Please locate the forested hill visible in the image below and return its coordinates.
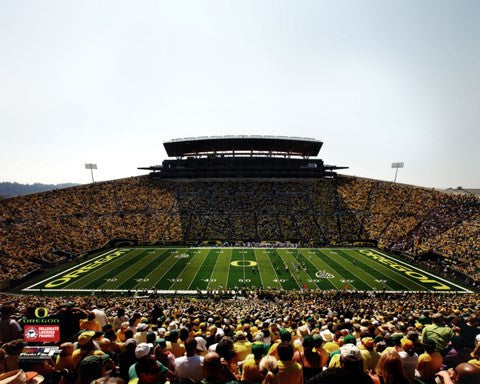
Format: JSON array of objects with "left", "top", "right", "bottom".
[{"left": 0, "top": 182, "right": 79, "bottom": 198}]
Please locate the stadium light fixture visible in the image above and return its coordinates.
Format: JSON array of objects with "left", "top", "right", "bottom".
[
  {"left": 391, "top": 162, "right": 404, "bottom": 183},
  {"left": 85, "top": 163, "right": 97, "bottom": 183}
]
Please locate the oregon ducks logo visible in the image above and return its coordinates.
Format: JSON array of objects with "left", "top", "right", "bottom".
[
  {"left": 231, "top": 260, "right": 258, "bottom": 267},
  {"left": 35, "top": 307, "right": 49, "bottom": 318}
]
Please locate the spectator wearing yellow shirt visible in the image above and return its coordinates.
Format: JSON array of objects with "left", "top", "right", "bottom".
[
  {"left": 116, "top": 322, "right": 129, "bottom": 343},
  {"left": 72, "top": 331, "right": 105, "bottom": 369},
  {"left": 416, "top": 339, "right": 443, "bottom": 383},
  {"left": 328, "top": 334, "right": 356, "bottom": 368},
  {"left": 360, "top": 337, "right": 380, "bottom": 373},
  {"left": 269, "top": 323, "right": 281, "bottom": 343},
  {"left": 468, "top": 344, "right": 480, "bottom": 369},
  {"left": 323, "top": 331, "right": 341, "bottom": 355},
  {"left": 276, "top": 342, "right": 303, "bottom": 384},
  {"left": 164, "top": 329, "right": 185, "bottom": 358},
  {"left": 234, "top": 331, "right": 252, "bottom": 362},
  {"left": 240, "top": 342, "right": 265, "bottom": 383},
  {"left": 268, "top": 329, "right": 299, "bottom": 359},
  {"left": 55, "top": 342, "right": 74, "bottom": 371},
  {"left": 79, "top": 312, "right": 102, "bottom": 332}
]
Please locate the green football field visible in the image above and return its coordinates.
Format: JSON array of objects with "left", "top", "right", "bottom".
[{"left": 23, "top": 247, "right": 471, "bottom": 294}]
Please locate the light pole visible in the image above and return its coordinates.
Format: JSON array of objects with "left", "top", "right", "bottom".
[
  {"left": 85, "top": 163, "right": 97, "bottom": 183},
  {"left": 391, "top": 162, "right": 404, "bottom": 183}
]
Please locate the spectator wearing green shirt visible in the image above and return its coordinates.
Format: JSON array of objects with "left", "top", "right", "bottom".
[{"left": 422, "top": 313, "right": 454, "bottom": 354}]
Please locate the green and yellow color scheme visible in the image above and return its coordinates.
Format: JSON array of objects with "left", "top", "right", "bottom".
[{"left": 23, "top": 247, "right": 470, "bottom": 294}]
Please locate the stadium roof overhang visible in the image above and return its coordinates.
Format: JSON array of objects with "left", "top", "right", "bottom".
[{"left": 163, "top": 136, "right": 323, "bottom": 158}]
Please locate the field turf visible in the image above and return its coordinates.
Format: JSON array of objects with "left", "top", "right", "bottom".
[{"left": 23, "top": 247, "right": 470, "bottom": 294}]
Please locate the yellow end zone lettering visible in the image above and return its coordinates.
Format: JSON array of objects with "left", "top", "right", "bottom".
[
  {"left": 44, "top": 251, "right": 126, "bottom": 288},
  {"left": 45, "top": 278, "right": 71, "bottom": 288},
  {"left": 359, "top": 250, "right": 450, "bottom": 291}
]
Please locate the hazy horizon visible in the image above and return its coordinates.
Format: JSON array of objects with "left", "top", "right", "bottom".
[
  {"left": 1, "top": 1, "right": 479, "bottom": 189},
  {"left": 0, "top": 170, "right": 476, "bottom": 192}
]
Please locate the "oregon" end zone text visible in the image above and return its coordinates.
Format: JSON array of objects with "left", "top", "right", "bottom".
[
  {"left": 44, "top": 250, "right": 127, "bottom": 288},
  {"left": 359, "top": 250, "right": 450, "bottom": 290}
]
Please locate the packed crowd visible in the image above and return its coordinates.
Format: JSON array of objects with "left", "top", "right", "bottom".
[
  {"left": 0, "top": 176, "right": 479, "bottom": 283},
  {"left": 1, "top": 291, "right": 480, "bottom": 384},
  {"left": 336, "top": 178, "right": 479, "bottom": 276},
  {"left": 0, "top": 177, "right": 179, "bottom": 281}
]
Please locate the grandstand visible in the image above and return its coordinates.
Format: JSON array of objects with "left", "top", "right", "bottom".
[
  {"left": 1, "top": 135, "right": 480, "bottom": 384},
  {"left": 0, "top": 136, "right": 479, "bottom": 292}
]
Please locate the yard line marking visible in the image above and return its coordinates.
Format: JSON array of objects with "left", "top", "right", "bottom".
[
  {"left": 224, "top": 248, "right": 232, "bottom": 290},
  {"left": 209, "top": 248, "right": 231, "bottom": 289},
  {"left": 253, "top": 250, "right": 264, "bottom": 289},
  {"left": 262, "top": 249, "right": 283, "bottom": 290},
  {"left": 205, "top": 249, "right": 220, "bottom": 290},
  {"left": 296, "top": 249, "right": 338, "bottom": 290},
  {"left": 102, "top": 248, "right": 169, "bottom": 290},
  {"left": 317, "top": 249, "right": 360, "bottom": 291},
  {"left": 276, "top": 249, "right": 303, "bottom": 290},
  {"left": 340, "top": 249, "right": 394, "bottom": 291},
  {"left": 147, "top": 248, "right": 190, "bottom": 289},
  {"left": 131, "top": 248, "right": 175, "bottom": 290},
  {"left": 184, "top": 249, "right": 210, "bottom": 290}
]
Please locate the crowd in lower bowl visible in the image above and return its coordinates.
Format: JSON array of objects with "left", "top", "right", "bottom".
[{"left": 0, "top": 291, "right": 480, "bottom": 384}]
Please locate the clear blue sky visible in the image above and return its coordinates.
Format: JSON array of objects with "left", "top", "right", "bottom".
[{"left": 1, "top": 0, "right": 479, "bottom": 188}]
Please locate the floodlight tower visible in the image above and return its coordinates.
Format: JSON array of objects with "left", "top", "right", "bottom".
[
  {"left": 85, "top": 163, "right": 97, "bottom": 183},
  {"left": 391, "top": 162, "right": 404, "bottom": 183}
]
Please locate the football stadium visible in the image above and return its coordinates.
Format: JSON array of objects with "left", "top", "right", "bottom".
[
  {"left": 1, "top": 136, "right": 479, "bottom": 383},
  {"left": 2, "top": 136, "right": 478, "bottom": 294},
  {"left": 22, "top": 247, "right": 470, "bottom": 294}
]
